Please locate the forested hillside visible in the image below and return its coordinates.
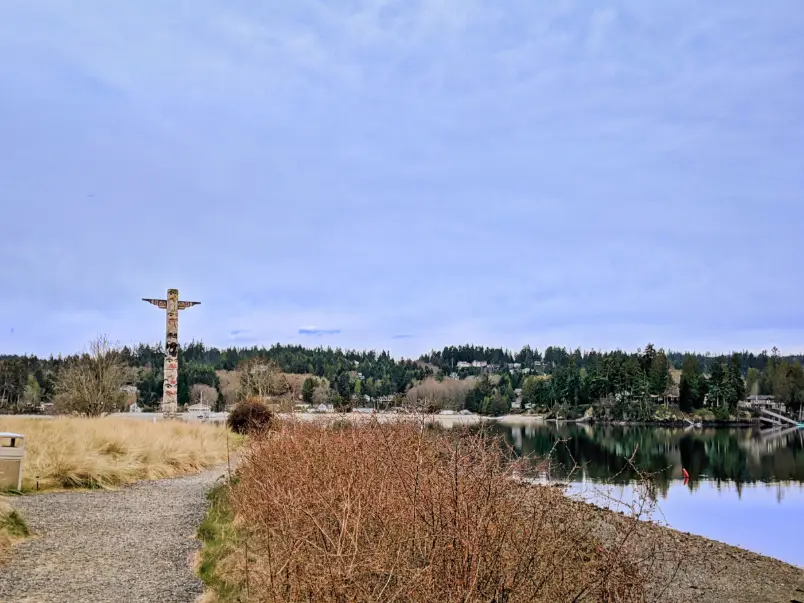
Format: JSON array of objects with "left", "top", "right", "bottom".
[{"left": 2, "top": 341, "right": 803, "bottom": 419}]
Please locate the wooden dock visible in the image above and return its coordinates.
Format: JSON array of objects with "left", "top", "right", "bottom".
[{"left": 759, "top": 408, "right": 802, "bottom": 428}]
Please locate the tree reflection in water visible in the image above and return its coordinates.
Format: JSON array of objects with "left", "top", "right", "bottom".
[{"left": 487, "top": 423, "right": 804, "bottom": 499}]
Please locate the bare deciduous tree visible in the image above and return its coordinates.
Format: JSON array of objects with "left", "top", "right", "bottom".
[
  {"left": 55, "top": 335, "right": 131, "bottom": 416},
  {"left": 239, "top": 357, "right": 289, "bottom": 400},
  {"left": 190, "top": 383, "right": 218, "bottom": 407},
  {"left": 216, "top": 370, "right": 241, "bottom": 410},
  {"left": 405, "top": 377, "right": 476, "bottom": 411}
]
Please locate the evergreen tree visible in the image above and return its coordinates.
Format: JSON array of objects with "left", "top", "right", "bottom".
[
  {"left": 678, "top": 374, "right": 694, "bottom": 412},
  {"left": 301, "top": 377, "right": 315, "bottom": 404}
]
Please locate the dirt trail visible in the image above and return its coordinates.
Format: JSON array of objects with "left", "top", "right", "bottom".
[{"left": 0, "top": 468, "right": 228, "bottom": 603}]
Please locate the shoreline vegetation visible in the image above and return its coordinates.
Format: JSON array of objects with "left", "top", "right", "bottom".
[{"left": 198, "top": 419, "right": 804, "bottom": 603}]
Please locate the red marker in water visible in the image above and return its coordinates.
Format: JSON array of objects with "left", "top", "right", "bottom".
[{"left": 682, "top": 468, "right": 690, "bottom": 479}]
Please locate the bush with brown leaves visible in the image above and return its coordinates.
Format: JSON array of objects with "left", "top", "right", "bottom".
[{"left": 225, "top": 421, "right": 657, "bottom": 602}]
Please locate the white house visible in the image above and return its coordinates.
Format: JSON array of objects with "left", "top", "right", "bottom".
[
  {"left": 186, "top": 403, "right": 211, "bottom": 420},
  {"left": 739, "top": 395, "right": 786, "bottom": 414}
]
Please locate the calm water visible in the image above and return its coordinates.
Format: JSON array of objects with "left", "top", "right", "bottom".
[{"left": 487, "top": 422, "right": 804, "bottom": 567}]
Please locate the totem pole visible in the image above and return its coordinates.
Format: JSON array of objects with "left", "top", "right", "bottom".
[{"left": 142, "top": 289, "right": 200, "bottom": 417}]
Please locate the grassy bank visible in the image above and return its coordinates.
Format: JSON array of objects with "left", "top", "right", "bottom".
[
  {"left": 196, "top": 483, "right": 247, "bottom": 603},
  {"left": 199, "top": 420, "right": 666, "bottom": 602},
  {"left": 0, "top": 498, "right": 29, "bottom": 561},
  {"left": 0, "top": 417, "right": 240, "bottom": 492}
]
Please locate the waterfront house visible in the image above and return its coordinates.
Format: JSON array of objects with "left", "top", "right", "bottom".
[{"left": 739, "top": 395, "right": 786, "bottom": 414}]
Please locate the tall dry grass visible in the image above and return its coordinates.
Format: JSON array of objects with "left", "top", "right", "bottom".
[
  {"left": 0, "top": 417, "right": 239, "bottom": 491},
  {"left": 0, "top": 497, "right": 28, "bottom": 560},
  {"left": 223, "top": 420, "right": 660, "bottom": 602}
]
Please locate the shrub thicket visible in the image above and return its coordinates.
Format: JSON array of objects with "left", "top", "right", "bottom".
[{"left": 219, "top": 421, "right": 663, "bottom": 602}]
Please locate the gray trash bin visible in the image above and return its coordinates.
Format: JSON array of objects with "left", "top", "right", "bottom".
[{"left": 0, "top": 432, "right": 25, "bottom": 491}]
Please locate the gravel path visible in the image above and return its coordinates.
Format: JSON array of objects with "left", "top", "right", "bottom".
[{"left": 0, "top": 468, "right": 229, "bottom": 603}]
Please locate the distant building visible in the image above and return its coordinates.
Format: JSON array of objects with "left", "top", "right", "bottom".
[
  {"left": 507, "top": 363, "right": 522, "bottom": 370},
  {"left": 186, "top": 403, "right": 211, "bottom": 419},
  {"left": 471, "top": 361, "right": 488, "bottom": 368},
  {"left": 739, "top": 395, "right": 785, "bottom": 413},
  {"left": 456, "top": 361, "right": 472, "bottom": 369}
]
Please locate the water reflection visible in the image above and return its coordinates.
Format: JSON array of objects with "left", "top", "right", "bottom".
[
  {"left": 489, "top": 422, "right": 804, "bottom": 499},
  {"left": 487, "top": 422, "right": 804, "bottom": 566}
]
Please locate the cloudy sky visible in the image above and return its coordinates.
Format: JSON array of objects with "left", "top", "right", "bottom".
[{"left": 1, "top": 1, "right": 802, "bottom": 358}]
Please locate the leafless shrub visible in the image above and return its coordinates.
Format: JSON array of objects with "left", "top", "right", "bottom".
[
  {"left": 54, "top": 335, "right": 131, "bottom": 417},
  {"left": 227, "top": 421, "right": 664, "bottom": 602}
]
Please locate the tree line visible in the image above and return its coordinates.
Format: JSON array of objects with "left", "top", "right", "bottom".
[
  {"left": 2, "top": 340, "right": 803, "bottom": 419},
  {"left": 0, "top": 341, "right": 432, "bottom": 413},
  {"left": 421, "top": 344, "right": 804, "bottom": 374}
]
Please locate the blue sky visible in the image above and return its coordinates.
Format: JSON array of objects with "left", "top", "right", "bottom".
[{"left": 1, "top": 1, "right": 802, "bottom": 358}]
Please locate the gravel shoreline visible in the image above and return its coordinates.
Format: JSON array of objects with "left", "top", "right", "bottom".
[{"left": 0, "top": 468, "right": 229, "bottom": 603}]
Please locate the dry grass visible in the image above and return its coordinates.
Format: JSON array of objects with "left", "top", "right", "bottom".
[
  {"left": 0, "top": 417, "right": 240, "bottom": 492},
  {"left": 212, "top": 420, "right": 662, "bottom": 602},
  {"left": 0, "top": 498, "right": 29, "bottom": 561}
]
